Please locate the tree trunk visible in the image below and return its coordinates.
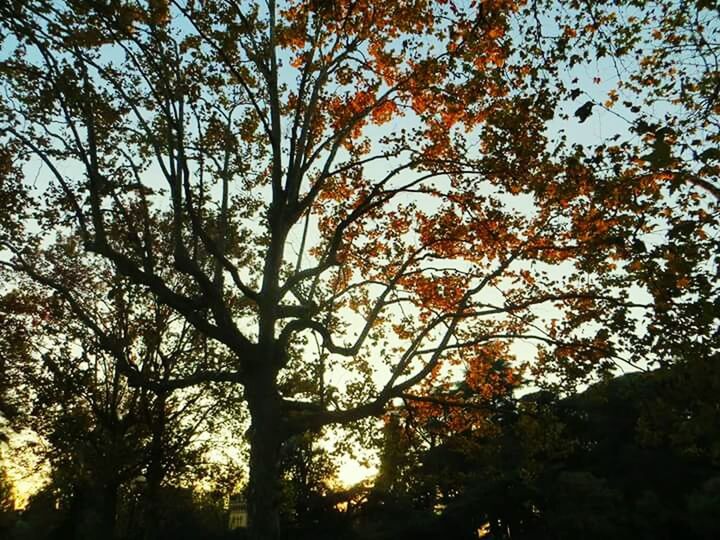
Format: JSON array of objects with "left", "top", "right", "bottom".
[
  {"left": 143, "top": 393, "right": 167, "bottom": 540},
  {"left": 246, "top": 375, "right": 286, "bottom": 540},
  {"left": 76, "top": 481, "right": 118, "bottom": 540}
]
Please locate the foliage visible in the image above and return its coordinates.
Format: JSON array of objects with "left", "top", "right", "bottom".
[
  {"left": 369, "top": 359, "right": 720, "bottom": 540},
  {"left": 0, "top": 291, "right": 33, "bottom": 421}
]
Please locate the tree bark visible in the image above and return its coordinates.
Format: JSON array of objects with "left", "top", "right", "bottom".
[{"left": 246, "top": 373, "right": 286, "bottom": 540}]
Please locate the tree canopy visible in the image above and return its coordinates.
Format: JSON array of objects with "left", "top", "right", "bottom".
[{"left": 0, "top": 0, "right": 718, "bottom": 538}]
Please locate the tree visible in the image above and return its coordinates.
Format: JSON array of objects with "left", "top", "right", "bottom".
[
  {"left": 1, "top": 246, "right": 239, "bottom": 540},
  {"left": 388, "top": 363, "right": 720, "bottom": 540},
  {"left": 1, "top": 1, "right": 717, "bottom": 538},
  {"left": 277, "top": 430, "right": 340, "bottom": 536}
]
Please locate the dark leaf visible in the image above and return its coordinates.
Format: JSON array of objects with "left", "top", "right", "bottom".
[
  {"left": 643, "top": 138, "right": 672, "bottom": 168},
  {"left": 700, "top": 148, "right": 720, "bottom": 163},
  {"left": 574, "top": 101, "right": 594, "bottom": 123}
]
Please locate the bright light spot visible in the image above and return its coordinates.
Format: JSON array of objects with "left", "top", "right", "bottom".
[
  {"left": 4, "top": 441, "right": 48, "bottom": 509},
  {"left": 477, "top": 522, "right": 491, "bottom": 538},
  {"left": 337, "top": 459, "right": 376, "bottom": 488}
]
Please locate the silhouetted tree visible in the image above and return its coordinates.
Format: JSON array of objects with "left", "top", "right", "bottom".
[{"left": 2, "top": 2, "right": 719, "bottom": 538}]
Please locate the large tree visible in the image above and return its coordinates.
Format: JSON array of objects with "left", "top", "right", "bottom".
[{"left": 0, "top": 1, "right": 717, "bottom": 538}]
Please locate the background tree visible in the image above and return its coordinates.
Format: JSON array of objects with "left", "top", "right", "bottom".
[
  {"left": 372, "top": 363, "right": 720, "bottom": 540},
  {"left": 277, "top": 430, "right": 342, "bottom": 538},
  {"left": 1, "top": 1, "right": 718, "bottom": 538},
  {"left": 1, "top": 242, "right": 241, "bottom": 540}
]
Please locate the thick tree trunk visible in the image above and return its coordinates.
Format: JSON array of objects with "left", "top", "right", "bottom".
[
  {"left": 75, "top": 481, "right": 118, "bottom": 540},
  {"left": 101, "top": 483, "right": 119, "bottom": 540},
  {"left": 246, "top": 375, "right": 286, "bottom": 540}
]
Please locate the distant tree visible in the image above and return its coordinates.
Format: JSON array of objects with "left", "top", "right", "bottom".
[
  {"left": 1, "top": 244, "right": 240, "bottom": 540},
  {"left": 278, "top": 431, "right": 337, "bottom": 531},
  {"left": 687, "top": 477, "right": 720, "bottom": 540},
  {"left": 385, "top": 362, "right": 720, "bottom": 540}
]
